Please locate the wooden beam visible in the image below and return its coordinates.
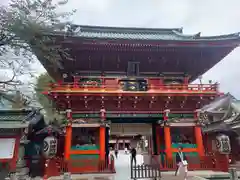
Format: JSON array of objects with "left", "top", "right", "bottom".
[
  {"left": 167, "top": 122, "right": 196, "bottom": 127},
  {"left": 70, "top": 150, "right": 100, "bottom": 155},
  {"left": 71, "top": 123, "right": 101, "bottom": 127}
]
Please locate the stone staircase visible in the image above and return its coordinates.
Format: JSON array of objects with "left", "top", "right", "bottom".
[{"left": 15, "top": 159, "right": 30, "bottom": 180}]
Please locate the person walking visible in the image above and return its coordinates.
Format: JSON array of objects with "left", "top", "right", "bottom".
[
  {"left": 175, "top": 147, "right": 188, "bottom": 180},
  {"left": 114, "top": 148, "right": 119, "bottom": 159},
  {"left": 130, "top": 147, "right": 137, "bottom": 166},
  {"left": 124, "top": 147, "right": 128, "bottom": 154}
]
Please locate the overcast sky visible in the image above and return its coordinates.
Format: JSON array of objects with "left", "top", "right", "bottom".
[
  {"left": 58, "top": 0, "right": 240, "bottom": 98},
  {"left": 3, "top": 0, "right": 240, "bottom": 98}
]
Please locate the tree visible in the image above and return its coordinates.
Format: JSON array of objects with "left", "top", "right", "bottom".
[
  {"left": 35, "top": 72, "right": 65, "bottom": 124},
  {"left": 0, "top": 90, "right": 31, "bottom": 108},
  {"left": 35, "top": 72, "right": 54, "bottom": 115},
  {"left": 0, "top": 0, "right": 76, "bottom": 89}
]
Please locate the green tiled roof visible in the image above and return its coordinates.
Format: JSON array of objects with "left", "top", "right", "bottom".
[
  {"left": 0, "top": 114, "right": 28, "bottom": 121},
  {"left": 51, "top": 25, "right": 240, "bottom": 41},
  {"left": 0, "top": 109, "right": 36, "bottom": 122}
]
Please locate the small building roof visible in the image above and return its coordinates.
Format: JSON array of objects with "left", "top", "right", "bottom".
[
  {"left": 0, "top": 109, "right": 45, "bottom": 129},
  {"left": 200, "top": 93, "right": 240, "bottom": 133}
]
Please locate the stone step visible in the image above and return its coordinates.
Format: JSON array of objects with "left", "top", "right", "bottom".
[
  {"left": 17, "top": 175, "right": 31, "bottom": 180},
  {"left": 16, "top": 167, "right": 29, "bottom": 176}
]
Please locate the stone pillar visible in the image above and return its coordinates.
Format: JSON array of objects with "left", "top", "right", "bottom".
[
  {"left": 229, "top": 167, "right": 238, "bottom": 180},
  {"left": 9, "top": 173, "right": 17, "bottom": 180},
  {"left": 63, "top": 172, "right": 71, "bottom": 180},
  {"left": 15, "top": 134, "right": 30, "bottom": 180}
]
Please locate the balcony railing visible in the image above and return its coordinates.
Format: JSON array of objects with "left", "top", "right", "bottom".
[{"left": 46, "top": 82, "right": 219, "bottom": 94}]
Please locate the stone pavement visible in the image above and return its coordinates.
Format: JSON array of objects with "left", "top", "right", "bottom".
[
  {"left": 48, "top": 174, "right": 207, "bottom": 180},
  {"left": 113, "top": 152, "right": 210, "bottom": 180},
  {"left": 48, "top": 151, "right": 231, "bottom": 180},
  {"left": 161, "top": 174, "right": 207, "bottom": 180}
]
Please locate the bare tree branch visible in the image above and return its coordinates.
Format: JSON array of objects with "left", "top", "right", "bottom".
[{"left": 0, "top": 0, "right": 76, "bottom": 95}]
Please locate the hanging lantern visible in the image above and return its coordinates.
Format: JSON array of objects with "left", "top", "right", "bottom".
[
  {"left": 43, "top": 136, "right": 58, "bottom": 158},
  {"left": 216, "top": 134, "right": 231, "bottom": 154}
]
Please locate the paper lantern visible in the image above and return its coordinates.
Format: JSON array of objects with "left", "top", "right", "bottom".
[
  {"left": 43, "top": 136, "right": 58, "bottom": 158},
  {"left": 216, "top": 134, "right": 231, "bottom": 154}
]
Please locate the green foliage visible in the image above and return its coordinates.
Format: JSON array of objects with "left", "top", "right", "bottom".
[
  {"left": 35, "top": 72, "right": 66, "bottom": 124},
  {"left": 35, "top": 72, "right": 54, "bottom": 115},
  {"left": 0, "top": 0, "right": 76, "bottom": 86}
]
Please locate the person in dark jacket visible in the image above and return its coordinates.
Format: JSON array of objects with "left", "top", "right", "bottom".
[
  {"left": 114, "top": 149, "right": 119, "bottom": 159},
  {"left": 131, "top": 147, "right": 137, "bottom": 166},
  {"left": 175, "top": 146, "right": 187, "bottom": 176}
]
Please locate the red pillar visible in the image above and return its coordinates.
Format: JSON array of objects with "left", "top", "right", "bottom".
[
  {"left": 100, "top": 109, "right": 106, "bottom": 161},
  {"left": 164, "top": 127, "right": 172, "bottom": 159},
  {"left": 164, "top": 109, "right": 172, "bottom": 159},
  {"left": 64, "top": 109, "right": 72, "bottom": 160},
  {"left": 194, "top": 110, "right": 204, "bottom": 157},
  {"left": 100, "top": 127, "right": 106, "bottom": 160}
]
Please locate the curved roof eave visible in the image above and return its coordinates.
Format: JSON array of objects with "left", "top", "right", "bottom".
[{"left": 43, "top": 25, "right": 240, "bottom": 42}]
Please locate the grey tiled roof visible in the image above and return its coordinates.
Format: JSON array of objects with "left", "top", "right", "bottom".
[
  {"left": 51, "top": 25, "right": 240, "bottom": 41},
  {"left": 77, "top": 31, "right": 190, "bottom": 40}
]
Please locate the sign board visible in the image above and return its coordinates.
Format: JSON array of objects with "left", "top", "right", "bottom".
[{"left": 0, "top": 138, "right": 16, "bottom": 159}]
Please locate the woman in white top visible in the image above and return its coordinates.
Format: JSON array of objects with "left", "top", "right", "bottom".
[{"left": 175, "top": 147, "right": 188, "bottom": 180}]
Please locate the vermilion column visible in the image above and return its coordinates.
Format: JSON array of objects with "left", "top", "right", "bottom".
[
  {"left": 195, "top": 110, "right": 204, "bottom": 157},
  {"left": 195, "top": 126, "right": 204, "bottom": 157},
  {"left": 164, "top": 127, "right": 172, "bottom": 159},
  {"left": 100, "top": 126, "right": 106, "bottom": 160},
  {"left": 64, "top": 125, "right": 72, "bottom": 160},
  {"left": 64, "top": 109, "right": 72, "bottom": 160},
  {"left": 156, "top": 126, "right": 160, "bottom": 154},
  {"left": 164, "top": 109, "right": 172, "bottom": 159},
  {"left": 100, "top": 109, "right": 106, "bottom": 160}
]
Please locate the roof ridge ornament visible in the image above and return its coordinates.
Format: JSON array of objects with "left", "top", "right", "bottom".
[{"left": 193, "top": 32, "right": 201, "bottom": 39}]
